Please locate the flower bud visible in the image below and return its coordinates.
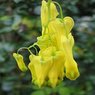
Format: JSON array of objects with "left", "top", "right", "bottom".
[{"left": 13, "top": 53, "right": 27, "bottom": 71}]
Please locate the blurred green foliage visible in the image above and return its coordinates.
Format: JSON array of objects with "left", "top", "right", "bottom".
[{"left": 0, "top": 0, "right": 95, "bottom": 95}]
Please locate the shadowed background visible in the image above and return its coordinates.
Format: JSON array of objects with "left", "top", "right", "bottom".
[{"left": 0, "top": 0, "right": 95, "bottom": 95}]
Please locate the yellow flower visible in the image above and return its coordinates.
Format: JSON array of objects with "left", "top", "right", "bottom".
[
  {"left": 36, "top": 14, "right": 80, "bottom": 83},
  {"left": 63, "top": 17, "right": 74, "bottom": 35},
  {"left": 13, "top": 0, "right": 80, "bottom": 88},
  {"left": 41, "top": 0, "right": 58, "bottom": 27},
  {"left": 28, "top": 54, "right": 53, "bottom": 87},
  {"left": 28, "top": 46, "right": 65, "bottom": 87},
  {"left": 44, "top": 16, "right": 79, "bottom": 81},
  {"left": 39, "top": 47, "right": 65, "bottom": 87},
  {"left": 13, "top": 53, "right": 27, "bottom": 71},
  {"left": 38, "top": 18, "right": 65, "bottom": 50},
  {"left": 48, "top": 51, "right": 65, "bottom": 87},
  {"left": 62, "top": 37, "right": 80, "bottom": 80},
  {"left": 47, "top": 19, "right": 65, "bottom": 50}
]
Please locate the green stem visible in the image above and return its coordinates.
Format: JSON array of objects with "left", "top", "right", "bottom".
[
  {"left": 27, "top": 48, "right": 33, "bottom": 55},
  {"left": 53, "top": 1, "right": 63, "bottom": 19},
  {"left": 17, "top": 47, "right": 28, "bottom": 54},
  {"left": 28, "top": 43, "right": 37, "bottom": 49},
  {"left": 28, "top": 43, "right": 38, "bottom": 55},
  {"left": 17, "top": 47, "right": 32, "bottom": 55}
]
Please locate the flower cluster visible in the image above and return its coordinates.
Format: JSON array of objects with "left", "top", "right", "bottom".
[{"left": 13, "top": 0, "right": 80, "bottom": 88}]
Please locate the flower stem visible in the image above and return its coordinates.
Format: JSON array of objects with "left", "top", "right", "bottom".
[
  {"left": 17, "top": 47, "right": 33, "bottom": 55},
  {"left": 53, "top": 1, "right": 64, "bottom": 19}
]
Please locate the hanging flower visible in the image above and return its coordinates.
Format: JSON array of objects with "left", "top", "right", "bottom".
[
  {"left": 41, "top": 0, "right": 58, "bottom": 27},
  {"left": 13, "top": 0, "right": 80, "bottom": 88},
  {"left": 62, "top": 36, "right": 80, "bottom": 80},
  {"left": 13, "top": 53, "right": 27, "bottom": 71},
  {"left": 28, "top": 54, "right": 53, "bottom": 87}
]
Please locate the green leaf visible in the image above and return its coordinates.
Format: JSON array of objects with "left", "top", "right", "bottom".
[{"left": 31, "top": 90, "right": 45, "bottom": 95}]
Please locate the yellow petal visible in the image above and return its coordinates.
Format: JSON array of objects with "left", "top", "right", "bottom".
[
  {"left": 68, "top": 33, "right": 74, "bottom": 47},
  {"left": 28, "top": 55, "right": 43, "bottom": 87},
  {"left": 65, "top": 59, "right": 80, "bottom": 80},
  {"left": 46, "top": 19, "right": 65, "bottom": 50},
  {"left": 39, "top": 46, "right": 56, "bottom": 57},
  {"left": 48, "top": 51, "right": 65, "bottom": 87},
  {"left": 63, "top": 17, "right": 74, "bottom": 35},
  {"left": 62, "top": 34, "right": 80, "bottom": 80},
  {"left": 36, "top": 35, "right": 53, "bottom": 50},
  {"left": 62, "top": 36, "right": 73, "bottom": 58},
  {"left": 13, "top": 53, "right": 27, "bottom": 71},
  {"left": 62, "top": 36, "right": 79, "bottom": 79},
  {"left": 50, "top": 2, "right": 59, "bottom": 20},
  {"left": 28, "top": 54, "right": 53, "bottom": 87},
  {"left": 41, "top": 0, "right": 58, "bottom": 26},
  {"left": 41, "top": 0, "right": 48, "bottom": 26}
]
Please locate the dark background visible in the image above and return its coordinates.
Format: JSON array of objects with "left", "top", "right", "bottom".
[{"left": 0, "top": 0, "right": 95, "bottom": 95}]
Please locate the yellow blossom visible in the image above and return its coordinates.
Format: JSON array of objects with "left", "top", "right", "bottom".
[
  {"left": 62, "top": 37, "right": 80, "bottom": 80},
  {"left": 28, "top": 54, "right": 53, "bottom": 87},
  {"left": 48, "top": 51, "right": 65, "bottom": 87},
  {"left": 39, "top": 47, "right": 65, "bottom": 87},
  {"left": 41, "top": 0, "right": 58, "bottom": 26},
  {"left": 13, "top": 0, "right": 80, "bottom": 88},
  {"left": 13, "top": 53, "right": 27, "bottom": 71},
  {"left": 38, "top": 18, "right": 65, "bottom": 50}
]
